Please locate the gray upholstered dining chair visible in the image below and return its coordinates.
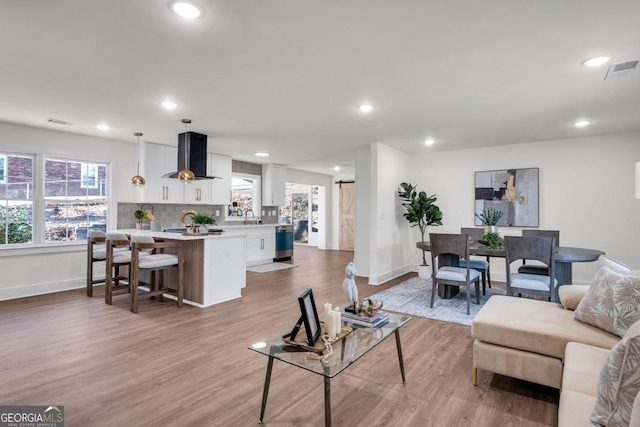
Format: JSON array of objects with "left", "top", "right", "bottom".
[
  {"left": 459, "top": 227, "right": 491, "bottom": 295},
  {"left": 429, "top": 233, "right": 481, "bottom": 315},
  {"left": 505, "top": 235, "right": 557, "bottom": 302},
  {"left": 517, "top": 230, "right": 560, "bottom": 276}
]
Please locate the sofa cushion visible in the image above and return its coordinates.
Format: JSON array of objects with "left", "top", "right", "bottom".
[
  {"left": 575, "top": 266, "right": 640, "bottom": 338},
  {"left": 472, "top": 296, "right": 619, "bottom": 359},
  {"left": 558, "top": 390, "right": 597, "bottom": 427},
  {"left": 562, "top": 342, "right": 610, "bottom": 396},
  {"left": 625, "top": 319, "right": 640, "bottom": 339},
  {"left": 596, "top": 255, "right": 632, "bottom": 276},
  {"left": 558, "top": 285, "right": 591, "bottom": 311},
  {"left": 591, "top": 335, "right": 640, "bottom": 426},
  {"left": 631, "top": 391, "right": 640, "bottom": 427}
]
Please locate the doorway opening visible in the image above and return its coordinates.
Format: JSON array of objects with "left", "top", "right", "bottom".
[{"left": 280, "top": 183, "right": 319, "bottom": 246}]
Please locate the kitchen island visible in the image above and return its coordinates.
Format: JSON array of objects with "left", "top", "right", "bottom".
[{"left": 120, "top": 229, "right": 246, "bottom": 308}]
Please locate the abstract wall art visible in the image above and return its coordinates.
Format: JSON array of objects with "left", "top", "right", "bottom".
[{"left": 474, "top": 168, "right": 539, "bottom": 227}]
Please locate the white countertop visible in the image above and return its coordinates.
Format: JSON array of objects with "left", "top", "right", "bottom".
[
  {"left": 218, "top": 223, "right": 278, "bottom": 229},
  {"left": 120, "top": 229, "right": 246, "bottom": 240}
]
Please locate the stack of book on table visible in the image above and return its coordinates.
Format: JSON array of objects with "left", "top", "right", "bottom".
[{"left": 341, "top": 308, "right": 389, "bottom": 328}]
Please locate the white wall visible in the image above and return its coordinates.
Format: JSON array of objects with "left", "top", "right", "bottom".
[
  {"left": 354, "top": 143, "right": 414, "bottom": 284},
  {"left": 354, "top": 148, "right": 372, "bottom": 276},
  {"left": 285, "top": 168, "right": 335, "bottom": 250},
  {"left": 393, "top": 132, "right": 640, "bottom": 284},
  {"left": 0, "top": 121, "right": 135, "bottom": 300}
]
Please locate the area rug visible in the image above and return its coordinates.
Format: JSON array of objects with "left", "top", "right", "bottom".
[
  {"left": 246, "top": 262, "right": 299, "bottom": 273},
  {"left": 366, "top": 277, "right": 506, "bottom": 327}
]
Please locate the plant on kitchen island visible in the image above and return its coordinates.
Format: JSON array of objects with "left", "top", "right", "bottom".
[
  {"left": 133, "top": 210, "right": 148, "bottom": 224},
  {"left": 191, "top": 213, "right": 216, "bottom": 232}
]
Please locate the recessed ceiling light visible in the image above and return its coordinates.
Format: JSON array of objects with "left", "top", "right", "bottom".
[
  {"left": 333, "top": 166, "right": 340, "bottom": 171},
  {"left": 357, "top": 104, "right": 374, "bottom": 113},
  {"left": 581, "top": 56, "right": 612, "bottom": 67},
  {"left": 255, "top": 152, "right": 270, "bottom": 157},
  {"left": 96, "top": 124, "right": 110, "bottom": 131},
  {"left": 168, "top": 1, "right": 204, "bottom": 19},
  {"left": 574, "top": 120, "right": 590, "bottom": 127},
  {"left": 425, "top": 139, "right": 435, "bottom": 146},
  {"left": 161, "top": 101, "right": 178, "bottom": 110}
]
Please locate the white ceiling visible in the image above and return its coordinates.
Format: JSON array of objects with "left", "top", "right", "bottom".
[{"left": 1, "top": 1, "right": 639, "bottom": 176}]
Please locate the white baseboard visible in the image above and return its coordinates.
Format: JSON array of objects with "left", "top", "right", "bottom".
[
  {"left": 0, "top": 277, "right": 94, "bottom": 301},
  {"left": 367, "top": 265, "right": 413, "bottom": 285}
]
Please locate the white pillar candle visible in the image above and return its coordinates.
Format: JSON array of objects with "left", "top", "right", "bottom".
[
  {"left": 324, "top": 302, "right": 332, "bottom": 316},
  {"left": 333, "top": 310, "right": 341, "bottom": 336},
  {"left": 325, "top": 311, "right": 337, "bottom": 337}
]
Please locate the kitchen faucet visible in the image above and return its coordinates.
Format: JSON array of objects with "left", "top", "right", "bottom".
[{"left": 244, "top": 209, "right": 254, "bottom": 225}]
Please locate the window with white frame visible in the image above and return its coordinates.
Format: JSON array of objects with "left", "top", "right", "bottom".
[
  {"left": 0, "top": 153, "right": 33, "bottom": 246},
  {"left": 227, "top": 174, "right": 261, "bottom": 218},
  {"left": 0, "top": 155, "right": 7, "bottom": 184},
  {"left": 80, "top": 163, "right": 99, "bottom": 188},
  {"left": 44, "top": 158, "right": 108, "bottom": 242}
]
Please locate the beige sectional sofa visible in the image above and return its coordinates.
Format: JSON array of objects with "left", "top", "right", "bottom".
[
  {"left": 471, "top": 294, "right": 618, "bottom": 389},
  {"left": 471, "top": 255, "right": 640, "bottom": 426}
]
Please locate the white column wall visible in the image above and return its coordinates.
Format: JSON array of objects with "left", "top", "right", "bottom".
[{"left": 354, "top": 148, "right": 372, "bottom": 277}]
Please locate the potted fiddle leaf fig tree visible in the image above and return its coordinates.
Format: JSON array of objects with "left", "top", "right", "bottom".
[{"left": 398, "top": 182, "right": 443, "bottom": 278}]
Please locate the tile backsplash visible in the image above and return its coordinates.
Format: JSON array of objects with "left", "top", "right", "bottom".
[{"left": 117, "top": 203, "right": 279, "bottom": 230}]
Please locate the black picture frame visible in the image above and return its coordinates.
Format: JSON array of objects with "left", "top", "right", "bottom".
[{"left": 290, "top": 288, "right": 322, "bottom": 346}]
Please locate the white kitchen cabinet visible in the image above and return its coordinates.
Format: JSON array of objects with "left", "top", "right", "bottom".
[
  {"left": 202, "top": 235, "right": 246, "bottom": 305},
  {"left": 183, "top": 180, "right": 211, "bottom": 204},
  {"left": 144, "top": 143, "right": 183, "bottom": 203},
  {"left": 262, "top": 164, "right": 286, "bottom": 206},
  {"left": 209, "top": 153, "right": 232, "bottom": 205},
  {"left": 246, "top": 226, "right": 276, "bottom": 266}
]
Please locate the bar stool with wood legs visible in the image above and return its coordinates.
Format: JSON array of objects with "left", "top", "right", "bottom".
[
  {"left": 105, "top": 232, "right": 133, "bottom": 305},
  {"left": 86, "top": 230, "right": 106, "bottom": 297},
  {"left": 129, "top": 235, "right": 184, "bottom": 314}
]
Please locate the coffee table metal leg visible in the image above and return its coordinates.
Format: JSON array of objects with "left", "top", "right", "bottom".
[
  {"left": 395, "top": 329, "right": 407, "bottom": 384},
  {"left": 258, "top": 357, "right": 274, "bottom": 424},
  {"left": 324, "top": 377, "right": 331, "bottom": 427}
]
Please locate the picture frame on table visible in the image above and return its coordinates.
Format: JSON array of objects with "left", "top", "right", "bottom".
[{"left": 290, "top": 288, "right": 322, "bottom": 346}]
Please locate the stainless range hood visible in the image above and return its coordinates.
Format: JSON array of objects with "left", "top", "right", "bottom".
[{"left": 163, "top": 131, "right": 221, "bottom": 180}]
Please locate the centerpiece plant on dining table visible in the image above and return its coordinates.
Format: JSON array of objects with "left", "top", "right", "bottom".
[{"left": 475, "top": 207, "right": 505, "bottom": 249}]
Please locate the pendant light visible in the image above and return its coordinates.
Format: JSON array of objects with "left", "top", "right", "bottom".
[
  {"left": 178, "top": 118, "right": 195, "bottom": 184},
  {"left": 131, "top": 132, "right": 146, "bottom": 187}
]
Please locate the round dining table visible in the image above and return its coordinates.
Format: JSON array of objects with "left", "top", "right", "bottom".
[{"left": 415, "top": 241, "right": 604, "bottom": 302}]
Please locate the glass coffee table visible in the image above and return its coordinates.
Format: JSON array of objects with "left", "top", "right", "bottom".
[{"left": 248, "top": 313, "right": 411, "bottom": 427}]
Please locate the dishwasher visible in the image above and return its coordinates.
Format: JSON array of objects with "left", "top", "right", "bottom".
[{"left": 274, "top": 224, "right": 294, "bottom": 261}]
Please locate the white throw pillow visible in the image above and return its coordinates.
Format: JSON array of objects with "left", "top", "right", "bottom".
[
  {"left": 591, "top": 335, "right": 640, "bottom": 426},
  {"left": 575, "top": 263, "right": 640, "bottom": 338}
]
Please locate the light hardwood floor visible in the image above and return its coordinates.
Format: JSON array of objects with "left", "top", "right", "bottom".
[{"left": 0, "top": 246, "right": 558, "bottom": 426}]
